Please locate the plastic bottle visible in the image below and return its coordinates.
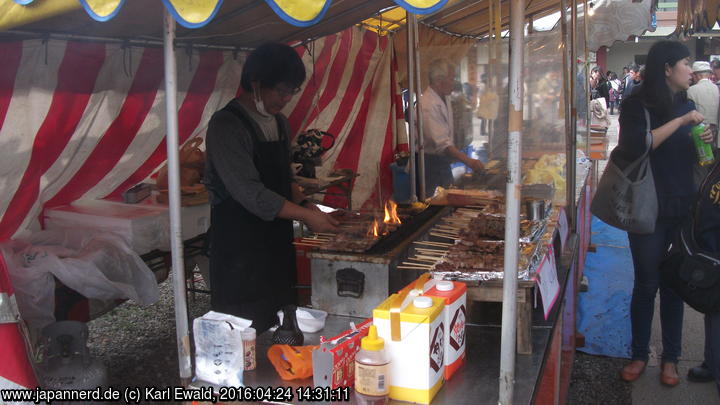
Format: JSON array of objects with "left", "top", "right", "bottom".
[
  {"left": 241, "top": 327, "right": 256, "bottom": 371},
  {"left": 355, "top": 325, "right": 390, "bottom": 405},
  {"left": 691, "top": 123, "right": 715, "bottom": 166}
]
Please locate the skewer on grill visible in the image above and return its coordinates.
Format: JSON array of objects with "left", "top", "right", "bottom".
[
  {"left": 405, "top": 258, "right": 437, "bottom": 264},
  {"left": 415, "top": 247, "right": 448, "bottom": 254},
  {"left": 415, "top": 254, "right": 444, "bottom": 261},
  {"left": 413, "top": 240, "right": 453, "bottom": 247},
  {"left": 397, "top": 264, "right": 434, "bottom": 270},
  {"left": 293, "top": 242, "right": 325, "bottom": 247},
  {"left": 430, "top": 232, "right": 459, "bottom": 240},
  {"left": 434, "top": 225, "right": 461, "bottom": 232}
]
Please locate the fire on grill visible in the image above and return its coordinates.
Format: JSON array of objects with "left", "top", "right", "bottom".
[{"left": 294, "top": 200, "right": 418, "bottom": 253}]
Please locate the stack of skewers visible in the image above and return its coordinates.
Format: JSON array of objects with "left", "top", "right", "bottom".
[{"left": 398, "top": 207, "right": 536, "bottom": 275}]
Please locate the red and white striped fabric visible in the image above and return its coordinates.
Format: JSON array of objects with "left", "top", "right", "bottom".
[
  {"left": 0, "top": 253, "right": 38, "bottom": 395},
  {"left": 0, "top": 26, "right": 406, "bottom": 240}
]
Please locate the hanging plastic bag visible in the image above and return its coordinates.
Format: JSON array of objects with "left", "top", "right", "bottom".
[{"left": 4, "top": 229, "right": 160, "bottom": 332}]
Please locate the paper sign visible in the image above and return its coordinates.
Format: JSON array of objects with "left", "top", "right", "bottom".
[
  {"left": 535, "top": 246, "right": 560, "bottom": 320},
  {"left": 558, "top": 208, "right": 569, "bottom": 251}
]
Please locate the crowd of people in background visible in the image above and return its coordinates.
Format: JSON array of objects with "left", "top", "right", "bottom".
[{"left": 591, "top": 63, "right": 644, "bottom": 116}]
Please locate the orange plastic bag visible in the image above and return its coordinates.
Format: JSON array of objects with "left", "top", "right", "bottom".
[{"left": 267, "top": 344, "right": 318, "bottom": 380}]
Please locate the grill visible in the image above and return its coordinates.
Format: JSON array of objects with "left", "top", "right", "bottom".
[{"left": 309, "top": 205, "right": 447, "bottom": 317}]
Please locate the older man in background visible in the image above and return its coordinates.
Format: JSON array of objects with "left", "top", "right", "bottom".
[
  {"left": 419, "top": 59, "right": 484, "bottom": 195},
  {"left": 688, "top": 61, "right": 719, "bottom": 147}
]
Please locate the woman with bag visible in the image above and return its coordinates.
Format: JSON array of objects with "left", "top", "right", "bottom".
[{"left": 616, "top": 41, "right": 714, "bottom": 386}]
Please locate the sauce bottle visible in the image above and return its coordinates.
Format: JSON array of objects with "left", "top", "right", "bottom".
[{"left": 355, "top": 325, "right": 390, "bottom": 405}]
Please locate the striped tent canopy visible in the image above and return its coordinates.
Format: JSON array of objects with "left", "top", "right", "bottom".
[{"left": 0, "top": 26, "right": 405, "bottom": 239}]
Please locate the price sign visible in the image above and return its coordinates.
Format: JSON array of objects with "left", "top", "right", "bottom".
[
  {"left": 558, "top": 208, "right": 569, "bottom": 251},
  {"left": 535, "top": 246, "right": 560, "bottom": 320}
]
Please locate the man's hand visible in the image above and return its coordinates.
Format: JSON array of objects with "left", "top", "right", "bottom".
[
  {"left": 466, "top": 158, "right": 484, "bottom": 172},
  {"left": 304, "top": 211, "right": 340, "bottom": 233}
]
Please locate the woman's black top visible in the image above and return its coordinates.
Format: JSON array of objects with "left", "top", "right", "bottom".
[{"left": 617, "top": 96, "right": 697, "bottom": 220}]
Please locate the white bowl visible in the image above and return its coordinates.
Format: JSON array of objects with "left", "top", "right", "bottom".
[{"left": 277, "top": 307, "right": 327, "bottom": 333}]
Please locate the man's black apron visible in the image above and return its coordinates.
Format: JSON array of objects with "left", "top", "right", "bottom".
[{"left": 208, "top": 101, "right": 295, "bottom": 333}]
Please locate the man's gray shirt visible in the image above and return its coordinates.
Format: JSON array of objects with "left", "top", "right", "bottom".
[{"left": 204, "top": 101, "right": 292, "bottom": 221}]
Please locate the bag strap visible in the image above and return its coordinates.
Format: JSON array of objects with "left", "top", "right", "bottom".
[{"left": 622, "top": 107, "right": 653, "bottom": 176}]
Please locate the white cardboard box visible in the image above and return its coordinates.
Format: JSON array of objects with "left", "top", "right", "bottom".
[{"left": 44, "top": 199, "right": 210, "bottom": 254}]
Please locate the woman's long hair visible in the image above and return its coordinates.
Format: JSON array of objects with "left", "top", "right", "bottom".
[{"left": 630, "top": 40, "right": 689, "bottom": 121}]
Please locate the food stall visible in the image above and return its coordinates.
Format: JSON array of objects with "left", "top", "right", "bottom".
[{"left": 0, "top": 0, "right": 654, "bottom": 403}]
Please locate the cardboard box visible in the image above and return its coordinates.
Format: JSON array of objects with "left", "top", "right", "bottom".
[
  {"left": 423, "top": 281, "right": 467, "bottom": 380},
  {"left": 373, "top": 294, "right": 445, "bottom": 404},
  {"left": 44, "top": 199, "right": 210, "bottom": 254},
  {"left": 312, "top": 318, "right": 372, "bottom": 389},
  {"left": 44, "top": 199, "right": 170, "bottom": 253}
]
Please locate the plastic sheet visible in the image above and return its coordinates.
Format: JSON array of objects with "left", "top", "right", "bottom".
[
  {"left": 577, "top": 216, "right": 632, "bottom": 358},
  {"left": 3, "top": 228, "right": 160, "bottom": 332}
]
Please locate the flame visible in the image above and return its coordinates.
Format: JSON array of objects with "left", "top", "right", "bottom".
[
  {"left": 383, "top": 200, "right": 402, "bottom": 225},
  {"left": 367, "top": 218, "right": 380, "bottom": 238}
]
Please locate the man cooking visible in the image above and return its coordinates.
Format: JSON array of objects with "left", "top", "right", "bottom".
[
  {"left": 419, "top": 59, "right": 484, "bottom": 194},
  {"left": 204, "top": 43, "right": 339, "bottom": 333}
]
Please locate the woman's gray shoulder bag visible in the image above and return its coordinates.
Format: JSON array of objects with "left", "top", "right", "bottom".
[{"left": 590, "top": 108, "right": 657, "bottom": 234}]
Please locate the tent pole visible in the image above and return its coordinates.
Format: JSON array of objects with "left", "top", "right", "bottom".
[
  {"left": 411, "top": 14, "right": 427, "bottom": 201},
  {"left": 163, "top": 9, "right": 192, "bottom": 386},
  {"left": 407, "top": 11, "right": 417, "bottom": 202},
  {"left": 499, "top": 0, "right": 525, "bottom": 403}
]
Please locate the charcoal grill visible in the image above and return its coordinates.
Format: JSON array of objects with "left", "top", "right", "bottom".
[{"left": 310, "top": 205, "right": 447, "bottom": 317}]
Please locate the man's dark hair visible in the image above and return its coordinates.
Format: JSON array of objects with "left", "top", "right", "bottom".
[
  {"left": 241, "top": 42, "right": 306, "bottom": 92},
  {"left": 711, "top": 59, "right": 720, "bottom": 70},
  {"left": 630, "top": 41, "right": 689, "bottom": 121},
  {"left": 627, "top": 63, "right": 639, "bottom": 73}
]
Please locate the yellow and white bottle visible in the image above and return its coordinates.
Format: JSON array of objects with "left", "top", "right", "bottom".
[{"left": 354, "top": 325, "right": 390, "bottom": 405}]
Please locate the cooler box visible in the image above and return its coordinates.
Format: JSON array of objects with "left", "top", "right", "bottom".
[{"left": 373, "top": 294, "right": 445, "bottom": 404}]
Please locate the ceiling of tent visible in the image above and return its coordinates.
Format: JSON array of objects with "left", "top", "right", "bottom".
[
  {"left": 0, "top": 0, "right": 652, "bottom": 51},
  {"left": 0, "top": 0, "right": 396, "bottom": 48},
  {"left": 0, "top": 0, "right": 568, "bottom": 48},
  {"left": 364, "top": 0, "right": 563, "bottom": 38}
]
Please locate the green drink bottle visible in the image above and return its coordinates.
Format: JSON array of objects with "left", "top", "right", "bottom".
[{"left": 690, "top": 123, "right": 715, "bottom": 166}]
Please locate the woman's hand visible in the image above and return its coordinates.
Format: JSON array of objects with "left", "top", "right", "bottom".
[
  {"left": 682, "top": 110, "right": 705, "bottom": 126},
  {"left": 699, "top": 126, "right": 715, "bottom": 144},
  {"left": 304, "top": 210, "right": 340, "bottom": 233}
]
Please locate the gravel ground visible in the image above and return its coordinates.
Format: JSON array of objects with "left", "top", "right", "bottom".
[
  {"left": 86, "top": 276, "right": 632, "bottom": 404},
  {"left": 86, "top": 274, "right": 210, "bottom": 400},
  {"left": 568, "top": 351, "right": 632, "bottom": 404}
]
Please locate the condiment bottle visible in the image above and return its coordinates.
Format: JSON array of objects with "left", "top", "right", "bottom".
[
  {"left": 355, "top": 325, "right": 390, "bottom": 405},
  {"left": 691, "top": 123, "right": 715, "bottom": 166},
  {"left": 241, "top": 327, "right": 256, "bottom": 371}
]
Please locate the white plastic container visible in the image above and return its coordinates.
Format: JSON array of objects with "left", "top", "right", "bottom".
[
  {"left": 277, "top": 307, "right": 327, "bottom": 333},
  {"left": 354, "top": 325, "right": 389, "bottom": 405},
  {"left": 241, "top": 327, "right": 256, "bottom": 371}
]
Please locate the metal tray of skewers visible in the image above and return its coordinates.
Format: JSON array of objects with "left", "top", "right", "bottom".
[{"left": 398, "top": 202, "right": 551, "bottom": 284}]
